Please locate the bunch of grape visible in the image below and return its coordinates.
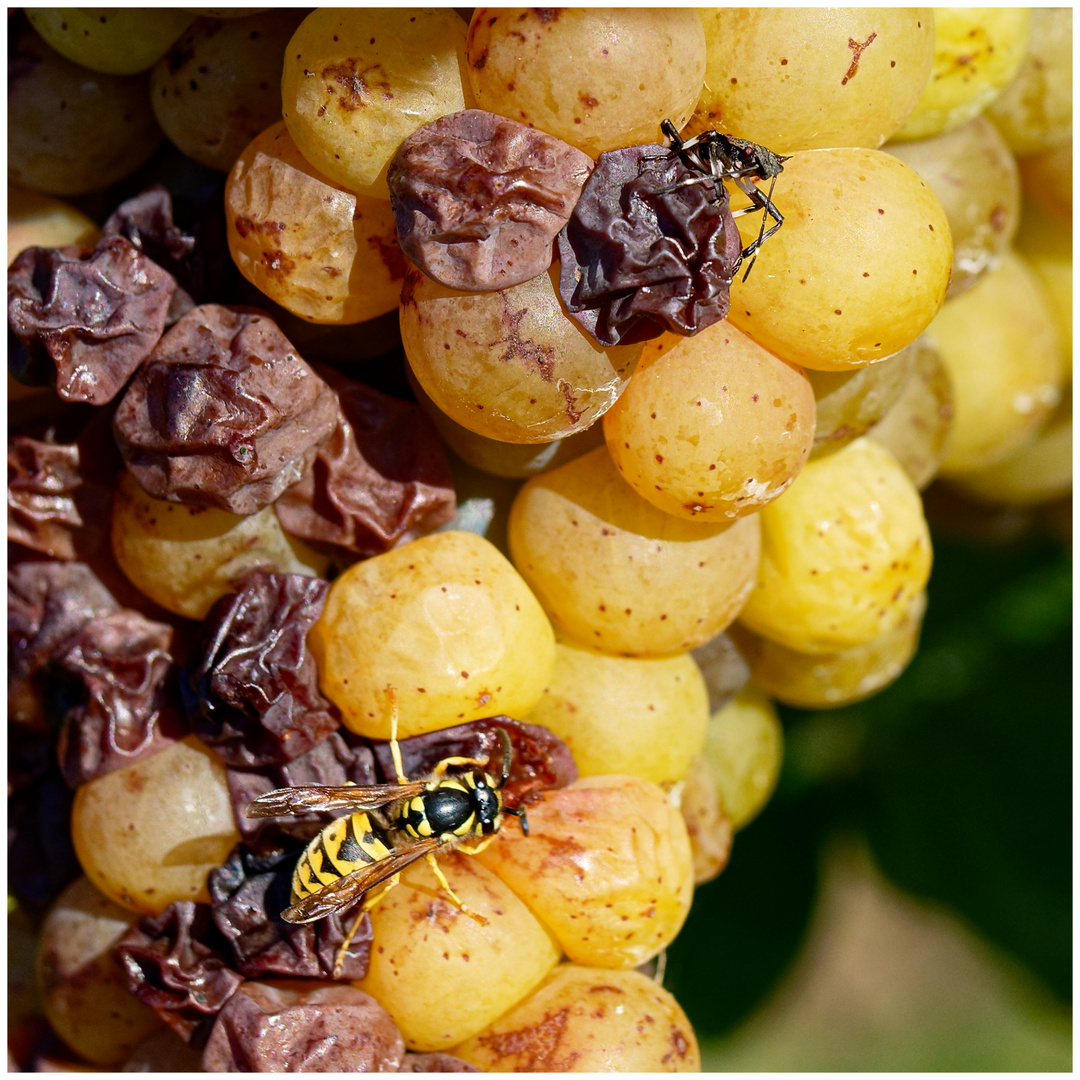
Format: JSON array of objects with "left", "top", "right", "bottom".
[{"left": 7, "top": 6, "right": 1071, "bottom": 1074}]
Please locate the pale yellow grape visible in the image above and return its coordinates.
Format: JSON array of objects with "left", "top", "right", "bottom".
[
  {"left": 727, "top": 148, "right": 952, "bottom": 371},
  {"left": 986, "top": 8, "right": 1073, "bottom": 156},
  {"left": 692, "top": 8, "right": 934, "bottom": 152},
  {"left": 465, "top": 8, "right": 705, "bottom": 158},
  {"left": 738, "top": 438, "right": 933, "bottom": 654},
  {"left": 521, "top": 634, "right": 709, "bottom": 787},
  {"left": 7, "top": 186, "right": 99, "bottom": 266},
  {"left": 700, "top": 683, "right": 782, "bottom": 831},
  {"left": 402, "top": 264, "right": 642, "bottom": 444},
  {"left": 355, "top": 853, "right": 560, "bottom": 1052},
  {"left": 678, "top": 753, "right": 733, "bottom": 886},
  {"left": 892, "top": 8, "right": 1031, "bottom": 142},
  {"left": 308, "top": 530, "right": 555, "bottom": 740},
  {"left": 150, "top": 11, "right": 306, "bottom": 173},
  {"left": 932, "top": 251, "right": 1065, "bottom": 475},
  {"left": 953, "top": 401, "right": 1072, "bottom": 508},
  {"left": 70, "top": 736, "right": 240, "bottom": 915},
  {"left": 602, "top": 323, "right": 816, "bottom": 522},
  {"left": 26, "top": 9, "right": 195, "bottom": 75},
  {"left": 888, "top": 115, "right": 1020, "bottom": 297},
  {"left": 1017, "top": 141, "right": 1072, "bottom": 222},
  {"left": 408, "top": 365, "right": 606, "bottom": 480},
  {"left": 111, "top": 471, "right": 327, "bottom": 620},
  {"left": 508, "top": 446, "right": 762, "bottom": 657},
  {"left": 450, "top": 964, "right": 700, "bottom": 1072},
  {"left": 735, "top": 593, "right": 927, "bottom": 710},
  {"left": 866, "top": 337, "right": 955, "bottom": 491},
  {"left": 809, "top": 344, "right": 917, "bottom": 459},
  {"left": 475, "top": 776, "right": 694, "bottom": 969},
  {"left": 8, "top": 30, "right": 163, "bottom": 197},
  {"left": 36, "top": 878, "right": 163, "bottom": 1067},
  {"left": 226, "top": 122, "right": 403, "bottom": 325},
  {"left": 281, "top": 9, "right": 471, "bottom": 199},
  {"left": 1014, "top": 200, "right": 1072, "bottom": 382}
]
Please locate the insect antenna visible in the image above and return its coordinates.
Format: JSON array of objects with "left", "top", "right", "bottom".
[{"left": 493, "top": 726, "right": 529, "bottom": 836}]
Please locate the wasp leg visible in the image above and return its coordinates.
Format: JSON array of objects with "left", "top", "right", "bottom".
[
  {"left": 425, "top": 852, "right": 488, "bottom": 926},
  {"left": 456, "top": 833, "right": 496, "bottom": 857},
  {"left": 383, "top": 685, "right": 409, "bottom": 786},
  {"left": 332, "top": 875, "right": 402, "bottom": 978}
]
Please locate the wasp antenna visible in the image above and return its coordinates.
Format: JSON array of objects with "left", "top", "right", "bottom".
[
  {"left": 495, "top": 727, "right": 513, "bottom": 788},
  {"left": 660, "top": 118, "right": 680, "bottom": 143},
  {"left": 505, "top": 804, "right": 530, "bottom": 837}
]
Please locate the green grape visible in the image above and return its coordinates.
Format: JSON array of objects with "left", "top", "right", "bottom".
[
  {"left": 809, "top": 342, "right": 917, "bottom": 459},
  {"left": 738, "top": 437, "right": 932, "bottom": 654},
  {"left": 226, "top": 121, "right": 403, "bottom": 325},
  {"left": 891, "top": 8, "right": 1031, "bottom": 142},
  {"left": 691, "top": 8, "right": 934, "bottom": 152},
  {"left": 888, "top": 115, "right": 1021, "bottom": 297},
  {"left": 465, "top": 8, "right": 705, "bottom": 157},
  {"left": 521, "top": 634, "right": 710, "bottom": 787},
  {"left": 401, "top": 263, "right": 642, "bottom": 444},
  {"left": 602, "top": 323, "right": 816, "bottom": 522},
  {"left": 986, "top": 8, "right": 1073, "bottom": 156},
  {"left": 281, "top": 8, "right": 471, "bottom": 199},
  {"left": 25, "top": 8, "right": 195, "bottom": 75},
  {"left": 727, "top": 147, "right": 953, "bottom": 371},
  {"left": 866, "top": 336, "right": 954, "bottom": 491},
  {"left": 507, "top": 446, "right": 762, "bottom": 658},
  {"left": 931, "top": 251, "right": 1065, "bottom": 475},
  {"left": 150, "top": 10, "right": 305, "bottom": 173},
  {"left": 8, "top": 29, "right": 163, "bottom": 196}
]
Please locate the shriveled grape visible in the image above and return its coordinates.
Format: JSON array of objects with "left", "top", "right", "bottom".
[
  {"left": 931, "top": 251, "right": 1065, "bottom": 475},
  {"left": 602, "top": 322, "right": 816, "bottom": 521},
  {"left": 355, "top": 852, "right": 561, "bottom": 1051},
  {"left": 451, "top": 963, "right": 700, "bottom": 1072},
  {"left": 691, "top": 8, "right": 934, "bottom": 152},
  {"left": 465, "top": 8, "right": 706, "bottom": 158},
  {"left": 281, "top": 8, "right": 471, "bottom": 199},
  {"left": 36, "top": 878, "right": 163, "bottom": 1067},
  {"left": 401, "top": 263, "right": 642, "bottom": 444},
  {"left": 521, "top": 634, "right": 710, "bottom": 787},
  {"left": 70, "top": 735, "right": 240, "bottom": 915},
  {"left": 226, "top": 121, "right": 404, "bottom": 325},
  {"left": 309, "top": 530, "right": 555, "bottom": 740},
  {"left": 111, "top": 471, "right": 327, "bottom": 620},
  {"left": 508, "top": 446, "right": 761, "bottom": 657},
  {"left": 475, "top": 775, "right": 694, "bottom": 968},
  {"left": 737, "top": 437, "right": 932, "bottom": 654},
  {"left": 727, "top": 147, "right": 952, "bottom": 370},
  {"left": 891, "top": 8, "right": 1031, "bottom": 142}
]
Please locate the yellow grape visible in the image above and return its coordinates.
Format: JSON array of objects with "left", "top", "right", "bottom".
[
  {"left": 602, "top": 323, "right": 816, "bottom": 522},
  {"left": 355, "top": 853, "right": 561, "bottom": 1052},
  {"left": 281, "top": 9, "right": 471, "bottom": 199},
  {"left": 727, "top": 147, "right": 952, "bottom": 371},
  {"left": 692, "top": 8, "right": 933, "bottom": 152},
  {"left": 7, "top": 186, "right": 99, "bottom": 266},
  {"left": 1017, "top": 141, "right": 1073, "bottom": 223},
  {"left": 226, "top": 121, "right": 403, "bottom": 325},
  {"left": 508, "top": 446, "right": 762, "bottom": 657},
  {"left": 678, "top": 753, "right": 733, "bottom": 886},
  {"left": 932, "top": 251, "right": 1065, "bottom": 475},
  {"left": 892, "top": 8, "right": 1031, "bottom": 142},
  {"left": 1014, "top": 200, "right": 1072, "bottom": 382},
  {"left": 465, "top": 8, "right": 705, "bottom": 157},
  {"left": 401, "top": 263, "right": 642, "bottom": 444},
  {"left": 308, "top": 530, "right": 555, "bottom": 740},
  {"left": 738, "top": 437, "right": 933, "bottom": 654},
  {"left": 521, "top": 634, "right": 710, "bottom": 787},
  {"left": 451, "top": 964, "right": 700, "bottom": 1072}
]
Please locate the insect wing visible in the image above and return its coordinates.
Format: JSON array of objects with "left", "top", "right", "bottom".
[
  {"left": 280, "top": 837, "right": 441, "bottom": 923},
  {"left": 245, "top": 781, "right": 427, "bottom": 819}
]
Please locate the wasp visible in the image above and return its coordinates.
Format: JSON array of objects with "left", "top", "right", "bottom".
[
  {"left": 659, "top": 118, "right": 788, "bottom": 280},
  {"left": 246, "top": 688, "right": 529, "bottom": 976}
]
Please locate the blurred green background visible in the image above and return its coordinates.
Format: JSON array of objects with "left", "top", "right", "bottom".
[{"left": 665, "top": 490, "right": 1072, "bottom": 1071}]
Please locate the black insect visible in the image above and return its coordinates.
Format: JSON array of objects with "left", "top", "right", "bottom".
[{"left": 660, "top": 119, "right": 788, "bottom": 280}]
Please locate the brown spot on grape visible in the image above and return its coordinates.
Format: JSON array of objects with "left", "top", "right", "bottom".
[{"left": 780, "top": 57, "right": 788, "bottom": 65}]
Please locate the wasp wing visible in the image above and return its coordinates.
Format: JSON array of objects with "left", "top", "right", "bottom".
[
  {"left": 280, "top": 838, "right": 441, "bottom": 924},
  {"left": 245, "top": 781, "right": 427, "bottom": 819}
]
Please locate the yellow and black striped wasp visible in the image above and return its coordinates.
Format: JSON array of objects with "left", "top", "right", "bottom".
[{"left": 245, "top": 688, "right": 529, "bottom": 976}]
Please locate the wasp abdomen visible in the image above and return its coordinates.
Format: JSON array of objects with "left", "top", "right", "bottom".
[{"left": 291, "top": 811, "right": 393, "bottom": 905}]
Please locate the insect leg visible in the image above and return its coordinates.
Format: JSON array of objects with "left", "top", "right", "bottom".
[
  {"left": 331, "top": 874, "right": 402, "bottom": 978},
  {"left": 384, "top": 685, "right": 408, "bottom": 785},
  {"left": 425, "top": 852, "right": 488, "bottom": 926}
]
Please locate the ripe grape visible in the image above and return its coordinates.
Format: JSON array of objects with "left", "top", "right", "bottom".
[
  {"left": 678, "top": 753, "right": 733, "bottom": 886},
  {"left": 465, "top": 8, "right": 706, "bottom": 157},
  {"left": 7, "top": 187, "right": 99, "bottom": 266},
  {"left": 1017, "top": 141, "right": 1073, "bottom": 222},
  {"left": 1014, "top": 200, "right": 1073, "bottom": 381}
]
